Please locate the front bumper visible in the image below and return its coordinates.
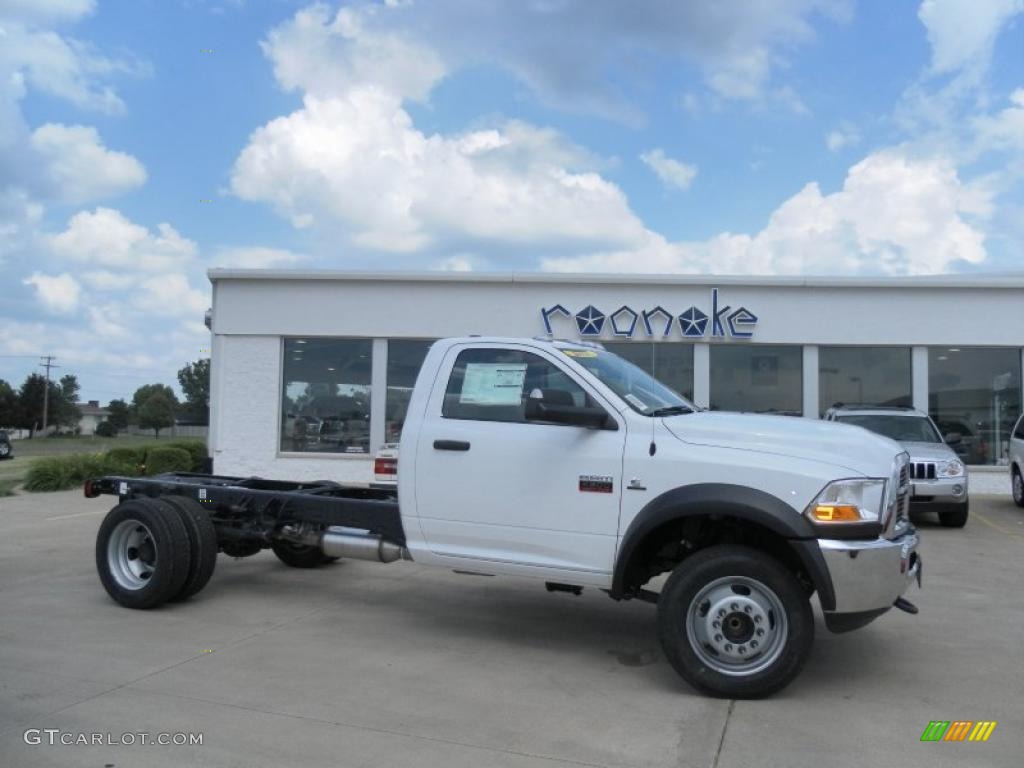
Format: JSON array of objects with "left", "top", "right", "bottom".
[
  {"left": 909, "top": 476, "right": 967, "bottom": 508},
  {"left": 819, "top": 529, "right": 921, "bottom": 633}
]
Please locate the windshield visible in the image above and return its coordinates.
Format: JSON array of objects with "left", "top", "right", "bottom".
[
  {"left": 559, "top": 347, "right": 694, "bottom": 415},
  {"left": 836, "top": 414, "right": 942, "bottom": 443}
]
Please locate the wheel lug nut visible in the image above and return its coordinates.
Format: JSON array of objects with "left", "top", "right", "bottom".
[
  {"left": 756, "top": 628, "right": 765, "bottom": 636},
  {"left": 744, "top": 606, "right": 752, "bottom": 613},
  {"left": 754, "top": 615, "right": 762, "bottom": 624},
  {"left": 712, "top": 620, "right": 720, "bottom": 629},
  {"left": 714, "top": 634, "right": 723, "bottom": 642},
  {"left": 738, "top": 646, "right": 746, "bottom": 654},
  {"left": 751, "top": 640, "right": 758, "bottom": 648},
  {"left": 718, "top": 609, "right": 726, "bottom": 618},
  {"left": 724, "top": 643, "right": 733, "bottom": 652},
  {"left": 730, "top": 603, "right": 738, "bottom": 611}
]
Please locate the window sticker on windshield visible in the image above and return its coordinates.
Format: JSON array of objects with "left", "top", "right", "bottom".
[
  {"left": 625, "top": 393, "right": 648, "bottom": 411},
  {"left": 562, "top": 350, "right": 598, "bottom": 358},
  {"left": 460, "top": 363, "right": 527, "bottom": 405}
]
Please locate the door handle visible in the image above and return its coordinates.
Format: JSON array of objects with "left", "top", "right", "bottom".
[{"left": 433, "top": 440, "right": 471, "bottom": 451}]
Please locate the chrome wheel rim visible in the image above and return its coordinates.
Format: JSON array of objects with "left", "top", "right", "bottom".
[
  {"left": 686, "top": 576, "right": 788, "bottom": 676},
  {"left": 0, "top": 442, "right": 8, "bottom": 456},
  {"left": 107, "top": 519, "right": 157, "bottom": 590}
]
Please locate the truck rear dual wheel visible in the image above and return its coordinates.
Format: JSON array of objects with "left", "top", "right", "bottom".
[
  {"left": 96, "top": 497, "right": 217, "bottom": 609},
  {"left": 657, "top": 545, "right": 813, "bottom": 699}
]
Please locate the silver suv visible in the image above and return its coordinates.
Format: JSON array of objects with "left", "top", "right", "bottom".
[
  {"left": 824, "top": 405, "right": 968, "bottom": 528},
  {"left": 1010, "top": 414, "right": 1024, "bottom": 507}
]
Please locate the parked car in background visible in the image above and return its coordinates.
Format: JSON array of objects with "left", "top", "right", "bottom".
[
  {"left": 1010, "top": 414, "right": 1024, "bottom": 507},
  {"left": 825, "top": 405, "right": 969, "bottom": 527},
  {"left": 0, "top": 430, "right": 11, "bottom": 460}
]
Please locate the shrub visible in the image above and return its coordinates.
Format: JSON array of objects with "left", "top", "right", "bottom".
[
  {"left": 144, "top": 446, "right": 192, "bottom": 476},
  {"left": 94, "top": 421, "right": 117, "bottom": 437},
  {"left": 106, "top": 446, "right": 146, "bottom": 469},
  {"left": 24, "top": 453, "right": 138, "bottom": 492},
  {"left": 162, "top": 440, "right": 207, "bottom": 471}
]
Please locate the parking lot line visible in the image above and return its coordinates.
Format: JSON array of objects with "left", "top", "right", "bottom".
[
  {"left": 971, "top": 511, "right": 1024, "bottom": 540},
  {"left": 45, "top": 509, "right": 107, "bottom": 521}
]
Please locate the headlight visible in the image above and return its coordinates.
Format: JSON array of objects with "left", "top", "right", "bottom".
[
  {"left": 804, "top": 478, "right": 886, "bottom": 524},
  {"left": 938, "top": 459, "right": 964, "bottom": 477}
]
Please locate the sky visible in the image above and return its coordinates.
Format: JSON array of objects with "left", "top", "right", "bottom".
[{"left": 0, "top": 0, "right": 1022, "bottom": 403}]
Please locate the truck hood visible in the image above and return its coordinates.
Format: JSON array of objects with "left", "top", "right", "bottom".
[{"left": 662, "top": 411, "right": 902, "bottom": 477}]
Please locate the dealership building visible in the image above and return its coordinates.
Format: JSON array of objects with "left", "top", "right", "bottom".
[{"left": 206, "top": 270, "right": 1023, "bottom": 483}]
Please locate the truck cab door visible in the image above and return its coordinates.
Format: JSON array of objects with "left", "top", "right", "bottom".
[{"left": 410, "top": 344, "right": 626, "bottom": 584}]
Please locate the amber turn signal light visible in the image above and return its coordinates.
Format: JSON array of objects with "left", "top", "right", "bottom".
[{"left": 811, "top": 504, "right": 861, "bottom": 522}]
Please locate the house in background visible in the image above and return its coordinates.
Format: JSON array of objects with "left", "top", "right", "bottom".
[{"left": 77, "top": 400, "right": 109, "bottom": 436}]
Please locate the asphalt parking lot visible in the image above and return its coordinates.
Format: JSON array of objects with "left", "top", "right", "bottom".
[{"left": 1, "top": 489, "right": 1021, "bottom": 768}]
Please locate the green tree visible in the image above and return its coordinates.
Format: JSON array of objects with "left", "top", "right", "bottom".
[
  {"left": 177, "top": 359, "right": 210, "bottom": 424},
  {"left": 53, "top": 374, "right": 82, "bottom": 429},
  {"left": 131, "top": 384, "right": 178, "bottom": 423},
  {"left": 105, "top": 399, "right": 130, "bottom": 431},
  {"left": 137, "top": 392, "right": 176, "bottom": 438},
  {"left": 0, "top": 379, "right": 17, "bottom": 427}
]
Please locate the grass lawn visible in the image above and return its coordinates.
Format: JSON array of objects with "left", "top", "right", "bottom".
[{"left": 0, "top": 435, "right": 200, "bottom": 494}]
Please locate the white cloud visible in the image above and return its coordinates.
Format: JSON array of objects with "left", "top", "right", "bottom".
[
  {"left": 826, "top": 124, "right": 860, "bottom": 151},
  {"left": 972, "top": 88, "right": 1024, "bottom": 157},
  {"left": 261, "top": 3, "right": 445, "bottom": 102},
  {"left": 23, "top": 272, "right": 81, "bottom": 313},
  {"left": 640, "top": 149, "right": 698, "bottom": 190},
  {"left": 133, "top": 274, "right": 208, "bottom": 318},
  {"left": 30, "top": 123, "right": 146, "bottom": 203},
  {"left": 919, "top": 0, "right": 1024, "bottom": 75},
  {"left": 211, "top": 246, "right": 309, "bottom": 269},
  {"left": 231, "top": 89, "right": 645, "bottom": 253},
  {"left": 0, "top": 0, "right": 95, "bottom": 25},
  {"left": 544, "top": 150, "right": 987, "bottom": 276},
  {"left": 49, "top": 208, "right": 197, "bottom": 271}
]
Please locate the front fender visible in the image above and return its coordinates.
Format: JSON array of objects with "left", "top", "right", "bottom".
[{"left": 612, "top": 483, "right": 835, "bottom": 610}]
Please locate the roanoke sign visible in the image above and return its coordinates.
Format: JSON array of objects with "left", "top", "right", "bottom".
[{"left": 541, "top": 289, "right": 757, "bottom": 340}]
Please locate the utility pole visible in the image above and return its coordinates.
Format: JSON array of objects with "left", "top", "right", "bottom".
[{"left": 39, "top": 356, "right": 59, "bottom": 434}]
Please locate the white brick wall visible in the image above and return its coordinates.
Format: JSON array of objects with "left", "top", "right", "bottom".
[{"left": 212, "top": 335, "right": 372, "bottom": 484}]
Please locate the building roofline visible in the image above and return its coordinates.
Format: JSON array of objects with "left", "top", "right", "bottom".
[{"left": 206, "top": 268, "right": 1024, "bottom": 290}]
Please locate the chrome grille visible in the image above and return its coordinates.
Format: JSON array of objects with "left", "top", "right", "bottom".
[
  {"left": 910, "top": 462, "right": 936, "bottom": 480},
  {"left": 886, "top": 454, "right": 911, "bottom": 538}
]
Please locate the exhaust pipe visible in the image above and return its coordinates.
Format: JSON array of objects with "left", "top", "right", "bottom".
[{"left": 320, "top": 530, "right": 408, "bottom": 563}]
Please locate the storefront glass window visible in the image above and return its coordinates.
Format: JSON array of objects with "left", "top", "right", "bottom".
[
  {"left": 819, "top": 347, "right": 911, "bottom": 415},
  {"left": 603, "top": 342, "right": 694, "bottom": 400},
  {"left": 280, "top": 339, "right": 372, "bottom": 454},
  {"left": 385, "top": 340, "right": 435, "bottom": 443},
  {"left": 710, "top": 345, "right": 802, "bottom": 415},
  {"left": 929, "top": 347, "right": 1021, "bottom": 465}
]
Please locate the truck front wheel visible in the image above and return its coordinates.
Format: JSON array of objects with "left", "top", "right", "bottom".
[{"left": 657, "top": 545, "right": 813, "bottom": 698}]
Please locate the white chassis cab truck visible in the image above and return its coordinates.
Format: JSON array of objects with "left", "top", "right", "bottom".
[{"left": 89, "top": 337, "right": 922, "bottom": 698}]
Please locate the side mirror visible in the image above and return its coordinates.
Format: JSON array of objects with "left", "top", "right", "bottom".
[
  {"left": 944, "top": 432, "right": 962, "bottom": 445},
  {"left": 525, "top": 389, "right": 614, "bottom": 430}
]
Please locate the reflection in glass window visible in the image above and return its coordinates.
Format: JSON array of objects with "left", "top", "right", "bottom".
[
  {"left": 819, "top": 347, "right": 911, "bottom": 415},
  {"left": 385, "top": 340, "right": 435, "bottom": 443},
  {"left": 603, "top": 342, "right": 694, "bottom": 400},
  {"left": 710, "top": 345, "right": 802, "bottom": 415},
  {"left": 929, "top": 347, "right": 1021, "bottom": 466},
  {"left": 280, "top": 339, "right": 372, "bottom": 454}
]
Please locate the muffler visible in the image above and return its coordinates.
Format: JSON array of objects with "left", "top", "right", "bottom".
[{"left": 320, "top": 530, "right": 409, "bottom": 563}]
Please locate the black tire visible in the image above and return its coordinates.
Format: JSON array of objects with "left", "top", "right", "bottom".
[
  {"left": 159, "top": 496, "right": 218, "bottom": 601},
  {"left": 657, "top": 545, "right": 814, "bottom": 699},
  {"left": 939, "top": 502, "right": 969, "bottom": 528},
  {"left": 95, "top": 498, "right": 191, "bottom": 609},
  {"left": 271, "top": 538, "right": 338, "bottom": 568},
  {"left": 1013, "top": 468, "right": 1024, "bottom": 508}
]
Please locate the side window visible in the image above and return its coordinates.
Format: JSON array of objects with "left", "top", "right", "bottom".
[
  {"left": 442, "top": 348, "right": 592, "bottom": 423},
  {"left": 1015, "top": 416, "right": 1024, "bottom": 440}
]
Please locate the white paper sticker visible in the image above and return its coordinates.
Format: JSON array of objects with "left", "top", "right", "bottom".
[
  {"left": 119, "top": 481, "right": 128, "bottom": 496},
  {"left": 624, "top": 394, "right": 648, "bottom": 411},
  {"left": 460, "top": 362, "right": 528, "bottom": 405},
  {"left": 199, "top": 488, "right": 207, "bottom": 500}
]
